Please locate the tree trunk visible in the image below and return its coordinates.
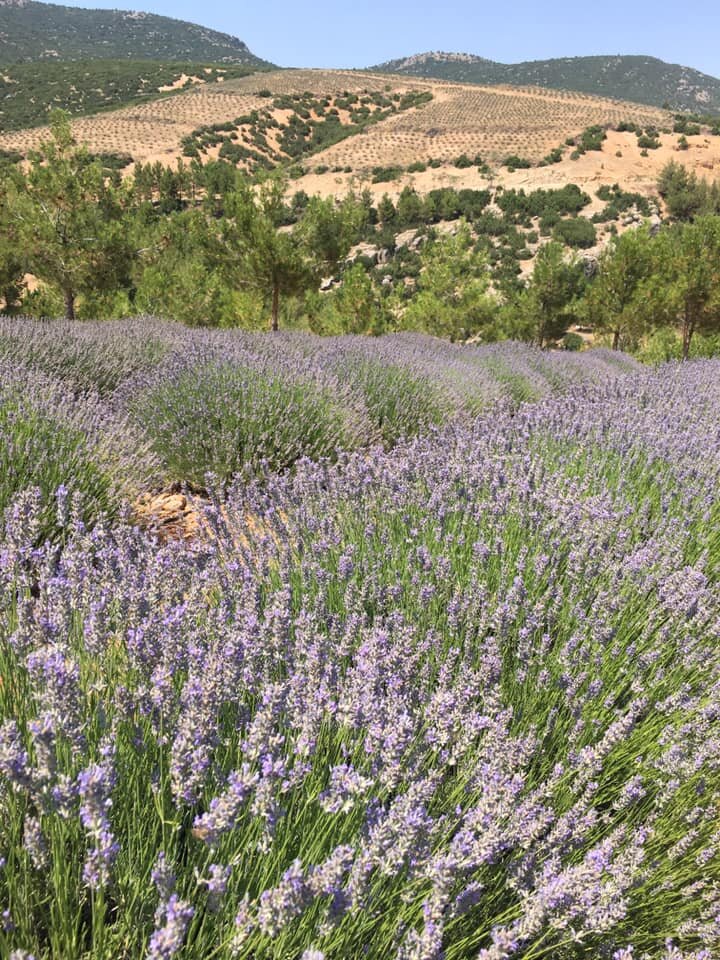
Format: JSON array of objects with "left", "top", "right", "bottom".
[
  {"left": 612, "top": 329, "right": 620, "bottom": 351},
  {"left": 682, "top": 309, "right": 692, "bottom": 361},
  {"left": 64, "top": 289, "right": 76, "bottom": 321},
  {"left": 270, "top": 283, "right": 280, "bottom": 332}
]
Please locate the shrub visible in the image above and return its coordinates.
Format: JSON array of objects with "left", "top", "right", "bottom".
[
  {"left": 553, "top": 217, "right": 597, "bottom": 248},
  {"left": 503, "top": 154, "right": 531, "bottom": 171},
  {"left": 338, "top": 358, "right": 448, "bottom": 445},
  {"left": 0, "top": 319, "right": 170, "bottom": 397},
  {"left": 562, "top": 331, "right": 584, "bottom": 351},
  {"left": 0, "top": 363, "right": 156, "bottom": 541},
  {"left": 132, "top": 360, "right": 368, "bottom": 488},
  {"left": 578, "top": 125, "right": 607, "bottom": 152},
  {"left": 453, "top": 154, "right": 473, "bottom": 169},
  {"left": 372, "top": 166, "right": 404, "bottom": 183}
]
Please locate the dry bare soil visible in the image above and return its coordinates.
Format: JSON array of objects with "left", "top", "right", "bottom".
[{"left": 0, "top": 68, "right": 669, "bottom": 170}]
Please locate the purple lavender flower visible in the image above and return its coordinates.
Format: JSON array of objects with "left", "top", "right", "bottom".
[
  {"left": 146, "top": 894, "right": 194, "bottom": 960},
  {"left": 76, "top": 758, "right": 118, "bottom": 890},
  {"left": 0, "top": 721, "right": 33, "bottom": 792},
  {"left": 205, "top": 863, "right": 231, "bottom": 913}
]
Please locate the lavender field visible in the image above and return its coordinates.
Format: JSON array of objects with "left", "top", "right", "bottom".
[{"left": 0, "top": 319, "right": 718, "bottom": 960}]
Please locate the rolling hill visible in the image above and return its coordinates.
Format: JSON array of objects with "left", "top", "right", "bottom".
[
  {"left": 0, "top": 0, "right": 270, "bottom": 65},
  {"left": 0, "top": 60, "right": 264, "bottom": 131},
  {"left": 371, "top": 52, "right": 720, "bottom": 114},
  {"left": 0, "top": 69, "right": 671, "bottom": 178}
]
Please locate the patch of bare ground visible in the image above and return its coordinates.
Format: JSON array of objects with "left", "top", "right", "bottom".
[
  {"left": 133, "top": 489, "right": 201, "bottom": 542},
  {"left": 0, "top": 69, "right": 433, "bottom": 165},
  {"left": 0, "top": 68, "right": 672, "bottom": 178},
  {"left": 294, "top": 129, "right": 720, "bottom": 205},
  {"left": 305, "top": 82, "right": 668, "bottom": 171},
  {"left": 132, "top": 489, "right": 288, "bottom": 554}
]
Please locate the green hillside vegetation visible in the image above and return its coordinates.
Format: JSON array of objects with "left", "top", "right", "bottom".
[
  {"left": 181, "top": 89, "right": 433, "bottom": 173},
  {"left": 0, "top": 0, "right": 271, "bottom": 65},
  {"left": 372, "top": 52, "right": 720, "bottom": 114},
  {"left": 0, "top": 60, "right": 264, "bottom": 131},
  {"left": 3, "top": 112, "right": 720, "bottom": 362}
]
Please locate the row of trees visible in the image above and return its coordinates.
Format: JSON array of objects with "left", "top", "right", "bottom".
[
  {"left": 2, "top": 112, "right": 720, "bottom": 356},
  {"left": 0, "top": 114, "right": 370, "bottom": 330}
]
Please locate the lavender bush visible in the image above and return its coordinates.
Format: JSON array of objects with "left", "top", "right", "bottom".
[
  {"left": 0, "top": 360, "right": 157, "bottom": 541},
  {"left": 0, "top": 317, "right": 174, "bottom": 397},
  {"left": 0, "top": 347, "right": 718, "bottom": 958},
  {"left": 127, "top": 354, "right": 372, "bottom": 488}
]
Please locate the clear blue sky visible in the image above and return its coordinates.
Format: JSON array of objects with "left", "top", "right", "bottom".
[{"left": 61, "top": 0, "right": 720, "bottom": 77}]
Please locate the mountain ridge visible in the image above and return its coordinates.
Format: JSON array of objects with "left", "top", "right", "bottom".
[
  {"left": 370, "top": 52, "right": 720, "bottom": 114},
  {"left": 0, "top": 0, "right": 271, "bottom": 65}
]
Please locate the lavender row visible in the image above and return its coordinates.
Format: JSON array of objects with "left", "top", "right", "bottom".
[
  {"left": 0, "top": 317, "right": 641, "bottom": 491},
  {"left": 1, "top": 361, "right": 718, "bottom": 958}
]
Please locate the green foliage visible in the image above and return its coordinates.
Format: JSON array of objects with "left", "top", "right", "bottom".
[
  {"left": 576, "top": 125, "right": 607, "bottom": 153},
  {"left": 395, "top": 223, "right": 498, "bottom": 341},
  {"left": 503, "top": 154, "right": 532, "bottom": 171},
  {"left": 541, "top": 146, "right": 564, "bottom": 165},
  {"left": 308, "top": 265, "right": 388, "bottom": 335},
  {"left": 0, "top": 1, "right": 271, "bottom": 65},
  {"left": 637, "top": 131, "right": 661, "bottom": 149},
  {"left": 657, "top": 160, "right": 720, "bottom": 221},
  {"left": 582, "top": 227, "right": 654, "bottom": 350},
  {"left": 497, "top": 184, "right": 590, "bottom": 223},
  {"left": 561, "top": 331, "right": 584, "bottom": 350},
  {"left": 638, "top": 216, "right": 720, "bottom": 358},
  {"left": 0, "top": 180, "right": 25, "bottom": 313},
  {"left": 4, "top": 111, "right": 133, "bottom": 319},
  {"left": 511, "top": 241, "right": 586, "bottom": 346},
  {"left": 553, "top": 216, "right": 597, "bottom": 248},
  {"left": 594, "top": 183, "right": 653, "bottom": 221},
  {"left": 0, "top": 61, "right": 261, "bottom": 131},
  {"left": 134, "top": 212, "right": 259, "bottom": 328},
  {"left": 396, "top": 186, "right": 425, "bottom": 227},
  {"left": 453, "top": 154, "right": 474, "bottom": 168},
  {"left": 215, "top": 175, "right": 318, "bottom": 330},
  {"left": 673, "top": 115, "right": 702, "bottom": 135},
  {"left": 296, "top": 194, "right": 367, "bottom": 269},
  {"left": 372, "top": 166, "right": 404, "bottom": 183}
]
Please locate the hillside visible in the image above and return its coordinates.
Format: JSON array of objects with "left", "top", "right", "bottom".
[
  {"left": 372, "top": 52, "right": 720, "bottom": 114},
  {"left": 0, "top": 60, "right": 264, "bottom": 131},
  {"left": 0, "top": 69, "right": 670, "bottom": 172},
  {"left": 0, "top": 0, "right": 270, "bottom": 65}
]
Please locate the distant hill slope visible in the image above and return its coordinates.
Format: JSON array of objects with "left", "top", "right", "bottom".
[
  {"left": 372, "top": 52, "right": 720, "bottom": 114},
  {"left": 0, "top": 0, "right": 270, "bottom": 65},
  {"left": 0, "top": 60, "right": 263, "bottom": 131},
  {"left": 0, "top": 69, "right": 670, "bottom": 172}
]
